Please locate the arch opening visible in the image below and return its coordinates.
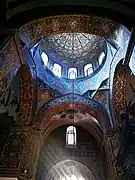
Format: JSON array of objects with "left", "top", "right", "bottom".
[{"left": 36, "top": 126, "right": 107, "bottom": 180}]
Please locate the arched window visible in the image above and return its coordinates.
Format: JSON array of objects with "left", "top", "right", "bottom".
[
  {"left": 84, "top": 63, "right": 93, "bottom": 76},
  {"left": 41, "top": 52, "right": 48, "bottom": 67},
  {"left": 68, "top": 68, "right": 77, "bottom": 79},
  {"left": 52, "top": 63, "right": 62, "bottom": 78},
  {"left": 98, "top": 52, "right": 105, "bottom": 65},
  {"left": 66, "top": 126, "right": 76, "bottom": 146}
]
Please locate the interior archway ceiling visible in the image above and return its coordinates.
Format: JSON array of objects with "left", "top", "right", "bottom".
[
  {"left": 50, "top": 108, "right": 99, "bottom": 125},
  {"left": 19, "top": 14, "right": 118, "bottom": 48},
  {"left": 44, "top": 33, "right": 105, "bottom": 65}
]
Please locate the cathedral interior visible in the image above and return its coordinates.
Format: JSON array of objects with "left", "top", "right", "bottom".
[{"left": 1, "top": 0, "right": 135, "bottom": 180}]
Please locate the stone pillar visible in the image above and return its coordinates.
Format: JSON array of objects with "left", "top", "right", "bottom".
[
  {"left": 77, "top": 66, "right": 83, "bottom": 78},
  {"left": 19, "top": 128, "right": 43, "bottom": 180},
  {"left": 0, "top": 127, "right": 43, "bottom": 180}
]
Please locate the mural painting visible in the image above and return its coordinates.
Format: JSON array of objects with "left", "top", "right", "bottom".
[{"left": 0, "top": 73, "right": 20, "bottom": 124}]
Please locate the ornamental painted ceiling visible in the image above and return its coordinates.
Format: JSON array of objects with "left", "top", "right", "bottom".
[
  {"left": 19, "top": 15, "right": 118, "bottom": 48},
  {"left": 21, "top": 15, "right": 118, "bottom": 68},
  {"left": 44, "top": 33, "right": 105, "bottom": 66}
]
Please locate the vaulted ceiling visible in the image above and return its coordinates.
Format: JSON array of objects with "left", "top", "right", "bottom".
[
  {"left": 0, "top": 0, "right": 135, "bottom": 28},
  {"left": 0, "top": 0, "right": 135, "bottom": 49}
]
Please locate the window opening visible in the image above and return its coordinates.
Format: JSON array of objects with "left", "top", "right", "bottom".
[
  {"left": 68, "top": 68, "right": 77, "bottom": 79},
  {"left": 41, "top": 52, "right": 48, "bottom": 67},
  {"left": 84, "top": 64, "right": 93, "bottom": 76},
  {"left": 66, "top": 126, "right": 76, "bottom": 147},
  {"left": 52, "top": 63, "right": 62, "bottom": 77}
]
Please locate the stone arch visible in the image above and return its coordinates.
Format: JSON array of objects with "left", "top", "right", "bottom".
[
  {"left": 41, "top": 106, "right": 103, "bottom": 144},
  {"left": 36, "top": 126, "right": 107, "bottom": 180},
  {"left": 35, "top": 94, "right": 112, "bottom": 142},
  {"left": 110, "top": 60, "right": 131, "bottom": 126},
  {"left": 17, "top": 64, "right": 37, "bottom": 125}
]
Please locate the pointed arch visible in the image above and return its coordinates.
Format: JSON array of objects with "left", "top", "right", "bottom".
[
  {"left": 84, "top": 64, "right": 93, "bottom": 76},
  {"left": 52, "top": 63, "right": 62, "bottom": 77},
  {"left": 98, "top": 52, "right": 105, "bottom": 65},
  {"left": 41, "top": 52, "right": 48, "bottom": 67},
  {"left": 68, "top": 68, "right": 77, "bottom": 79}
]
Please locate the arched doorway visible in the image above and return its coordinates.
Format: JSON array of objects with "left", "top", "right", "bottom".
[{"left": 36, "top": 126, "right": 107, "bottom": 180}]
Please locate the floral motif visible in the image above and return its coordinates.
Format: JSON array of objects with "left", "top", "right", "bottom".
[
  {"left": 47, "top": 33, "right": 105, "bottom": 63},
  {"left": 19, "top": 15, "right": 117, "bottom": 48},
  {"left": 113, "top": 66, "right": 128, "bottom": 112}
]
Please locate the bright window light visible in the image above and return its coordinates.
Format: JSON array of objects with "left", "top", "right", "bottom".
[
  {"left": 84, "top": 63, "right": 93, "bottom": 76},
  {"left": 71, "top": 175, "right": 77, "bottom": 180},
  {"left": 99, "top": 52, "right": 105, "bottom": 65},
  {"left": 79, "top": 178, "right": 84, "bottom": 180},
  {"left": 52, "top": 63, "right": 62, "bottom": 78},
  {"left": 33, "top": 42, "right": 39, "bottom": 48},
  {"left": 65, "top": 175, "right": 84, "bottom": 180},
  {"left": 41, "top": 52, "right": 48, "bottom": 67},
  {"left": 68, "top": 68, "right": 77, "bottom": 79},
  {"left": 66, "top": 126, "right": 76, "bottom": 146}
]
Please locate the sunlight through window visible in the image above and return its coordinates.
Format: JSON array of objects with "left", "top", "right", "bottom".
[
  {"left": 84, "top": 64, "right": 93, "bottom": 76},
  {"left": 41, "top": 52, "right": 48, "bottom": 67},
  {"left": 68, "top": 68, "right": 77, "bottom": 79},
  {"left": 66, "top": 126, "right": 76, "bottom": 146},
  {"left": 52, "top": 63, "right": 62, "bottom": 78},
  {"left": 62, "top": 175, "right": 84, "bottom": 180}
]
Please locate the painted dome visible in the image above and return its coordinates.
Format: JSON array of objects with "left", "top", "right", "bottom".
[{"left": 46, "top": 33, "right": 105, "bottom": 66}]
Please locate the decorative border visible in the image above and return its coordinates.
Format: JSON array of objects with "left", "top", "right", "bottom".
[
  {"left": 35, "top": 94, "right": 112, "bottom": 135},
  {"left": 17, "top": 65, "right": 35, "bottom": 126},
  {"left": 109, "top": 43, "right": 129, "bottom": 129},
  {"left": 19, "top": 14, "right": 118, "bottom": 48},
  {"left": 113, "top": 64, "right": 129, "bottom": 112}
]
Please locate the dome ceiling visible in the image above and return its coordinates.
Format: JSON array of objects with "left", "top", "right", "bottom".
[
  {"left": 20, "top": 14, "right": 117, "bottom": 69},
  {"left": 28, "top": 15, "right": 120, "bottom": 80},
  {"left": 44, "top": 33, "right": 106, "bottom": 66}
]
